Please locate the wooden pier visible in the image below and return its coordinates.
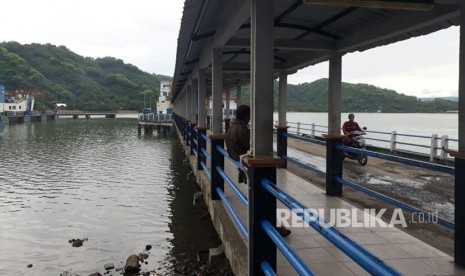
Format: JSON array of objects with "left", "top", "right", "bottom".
[
  {"left": 137, "top": 114, "right": 173, "bottom": 134},
  {"left": 57, "top": 110, "right": 116, "bottom": 119}
]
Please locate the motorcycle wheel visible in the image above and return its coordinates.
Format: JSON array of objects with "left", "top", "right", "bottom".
[{"left": 358, "top": 156, "right": 368, "bottom": 166}]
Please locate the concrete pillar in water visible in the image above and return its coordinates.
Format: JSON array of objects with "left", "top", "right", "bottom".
[{"left": 1, "top": 115, "right": 9, "bottom": 124}]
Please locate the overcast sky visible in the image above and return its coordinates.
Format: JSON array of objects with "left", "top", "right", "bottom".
[{"left": 1, "top": 0, "right": 459, "bottom": 98}]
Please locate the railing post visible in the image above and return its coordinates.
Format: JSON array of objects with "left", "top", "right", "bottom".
[
  {"left": 390, "top": 131, "right": 397, "bottom": 153},
  {"left": 190, "top": 122, "right": 197, "bottom": 155},
  {"left": 245, "top": 157, "right": 284, "bottom": 275},
  {"left": 326, "top": 136, "right": 344, "bottom": 196},
  {"left": 207, "top": 115, "right": 211, "bottom": 130},
  {"left": 184, "top": 120, "right": 191, "bottom": 143},
  {"left": 197, "top": 127, "right": 207, "bottom": 170},
  {"left": 430, "top": 134, "right": 439, "bottom": 162},
  {"left": 276, "top": 126, "right": 288, "bottom": 168},
  {"left": 209, "top": 134, "right": 225, "bottom": 200},
  {"left": 297, "top": 121, "right": 301, "bottom": 135},
  {"left": 441, "top": 135, "right": 449, "bottom": 161},
  {"left": 311, "top": 123, "right": 315, "bottom": 138},
  {"left": 450, "top": 151, "right": 465, "bottom": 266}
]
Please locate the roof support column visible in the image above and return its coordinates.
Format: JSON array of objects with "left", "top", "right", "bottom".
[
  {"left": 191, "top": 79, "right": 198, "bottom": 123},
  {"left": 278, "top": 72, "right": 288, "bottom": 127},
  {"left": 236, "top": 85, "right": 242, "bottom": 106},
  {"left": 328, "top": 52, "right": 342, "bottom": 135},
  {"left": 186, "top": 87, "right": 190, "bottom": 120},
  {"left": 197, "top": 69, "right": 207, "bottom": 128},
  {"left": 248, "top": 1, "right": 279, "bottom": 276},
  {"left": 326, "top": 52, "right": 343, "bottom": 197},
  {"left": 454, "top": 2, "right": 465, "bottom": 267},
  {"left": 250, "top": 0, "right": 274, "bottom": 157},
  {"left": 225, "top": 89, "right": 231, "bottom": 132},
  {"left": 225, "top": 89, "right": 230, "bottom": 119},
  {"left": 212, "top": 48, "right": 223, "bottom": 134}
]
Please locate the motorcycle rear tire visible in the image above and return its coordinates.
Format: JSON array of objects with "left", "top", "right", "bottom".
[{"left": 358, "top": 156, "right": 368, "bottom": 166}]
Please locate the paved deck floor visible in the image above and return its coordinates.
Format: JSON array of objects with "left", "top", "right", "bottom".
[{"left": 218, "top": 159, "right": 465, "bottom": 276}]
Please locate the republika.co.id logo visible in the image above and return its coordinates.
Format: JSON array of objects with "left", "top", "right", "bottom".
[{"left": 277, "top": 208, "right": 439, "bottom": 228}]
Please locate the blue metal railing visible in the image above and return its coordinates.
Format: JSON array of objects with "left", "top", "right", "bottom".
[
  {"left": 335, "top": 177, "right": 455, "bottom": 230},
  {"left": 192, "top": 138, "right": 198, "bottom": 147},
  {"left": 216, "top": 187, "right": 248, "bottom": 240},
  {"left": 261, "top": 220, "right": 314, "bottom": 275},
  {"left": 201, "top": 148, "right": 211, "bottom": 161},
  {"left": 216, "top": 166, "right": 248, "bottom": 207},
  {"left": 337, "top": 144, "right": 454, "bottom": 175},
  {"left": 286, "top": 121, "right": 458, "bottom": 160},
  {"left": 201, "top": 133, "right": 210, "bottom": 143},
  {"left": 278, "top": 127, "right": 455, "bottom": 232},
  {"left": 175, "top": 116, "right": 402, "bottom": 275},
  {"left": 216, "top": 145, "right": 243, "bottom": 170},
  {"left": 200, "top": 161, "right": 211, "bottom": 180},
  {"left": 260, "top": 261, "right": 277, "bottom": 276},
  {"left": 193, "top": 148, "right": 198, "bottom": 158},
  {"left": 284, "top": 133, "right": 326, "bottom": 146},
  {"left": 261, "top": 178, "right": 401, "bottom": 276},
  {"left": 283, "top": 155, "right": 326, "bottom": 177}
]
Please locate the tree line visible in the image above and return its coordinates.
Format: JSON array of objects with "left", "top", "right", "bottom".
[
  {"left": 0, "top": 42, "right": 457, "bottom": 113},
  {"left": 238, "top": 78, "right": 457, "bottom": 113},
  {"left": 0, "top": 42, "right": 170, "bottom": 111}
]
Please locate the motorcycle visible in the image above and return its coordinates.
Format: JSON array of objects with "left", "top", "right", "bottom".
[{"left": 344, "top": 128, "right": 368, "bottom": 166}]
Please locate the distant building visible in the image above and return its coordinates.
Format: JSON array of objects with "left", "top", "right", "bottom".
[
  {"left": 0, "top": 85, "right": 36, "bottom": 115},
  {"left": 156, "top": 81, "right": 173, "bottom": 115}
]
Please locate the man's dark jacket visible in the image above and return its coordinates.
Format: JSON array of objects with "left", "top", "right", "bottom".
[{"left": 225, "top": 119, "right": 250, "bottom": 161}]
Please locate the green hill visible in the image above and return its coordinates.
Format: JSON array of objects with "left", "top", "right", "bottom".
[
  {"left": 239, "top": 78, "right": 457, "bottom": 113},
  {"left": 0, "top": 42, "right": 170, "bottom": 111},
  {"left": 0, "top": 42, "right": 457, "bottom": 113}
]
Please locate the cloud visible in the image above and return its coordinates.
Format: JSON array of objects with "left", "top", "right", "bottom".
[
  {"left": 0, "top": 0, "right": 460, "bottom": 96},
  {"left": 1, "top": 0, "right": 184, "bottom": 76},
  {"left": 288, "top": 26, "right": 459, "bottom": 98}
]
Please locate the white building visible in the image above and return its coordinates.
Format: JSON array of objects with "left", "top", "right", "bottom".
[
  {"left": 0, "top": 85, "right": 35, "bottom": 114},
  {"left": 156, "top": 81, "right": 173, "bottom": 114}
]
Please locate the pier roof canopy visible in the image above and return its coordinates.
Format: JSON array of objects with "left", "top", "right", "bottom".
[{"left": 171, "top": 0, "right": 461, "bottom": 102}]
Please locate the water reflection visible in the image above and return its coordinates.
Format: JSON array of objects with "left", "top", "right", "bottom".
[
  {"left": 161, "top": 137, "right": 224, "bottom": 274},
  {"left": 0, "top": 119, "right": 224, "bottom": 275}
]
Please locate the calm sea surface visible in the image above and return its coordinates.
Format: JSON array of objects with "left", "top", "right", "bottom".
[{"left": 0, "top": 118, "right": 220, "bottom": 275}]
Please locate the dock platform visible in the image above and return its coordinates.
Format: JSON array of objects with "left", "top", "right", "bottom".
[{"left": 175, "top": 122, "right": 465, "bottom": 275}]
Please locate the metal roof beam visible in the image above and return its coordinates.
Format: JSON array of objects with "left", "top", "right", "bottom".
[
  {"left": 225, "top": 38, "right": 333, "bottom": 51},
  {"left": 275, "top": 0, "right": 303, "bottom": 24},
  {"left": 335, "top": 5, "right": 459, "bottom": 53},
  {"left": 197, "top": 0, "right": 251, "bottom": 70},
  {"left": 303, "top": 0, "right": 434, "bottom": 11}
]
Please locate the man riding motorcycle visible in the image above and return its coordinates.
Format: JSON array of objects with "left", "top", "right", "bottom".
[
  {"left": 342, "top": 113, "right": 363, "bottom": 145},
  {"left": 342, "top": 113, "right": 368, "bottom": 166}
]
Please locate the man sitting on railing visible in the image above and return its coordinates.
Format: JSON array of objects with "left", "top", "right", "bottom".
[
  {"left": 225, "top": 105, "right": 291, "bottom": 237},
  {"left": 342, "top": 113, "right": 363, "bottom": 145}
]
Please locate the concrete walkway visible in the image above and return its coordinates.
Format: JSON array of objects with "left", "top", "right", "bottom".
[{"left": 219, "top": 159, "right": 465, "bottom": 276}]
